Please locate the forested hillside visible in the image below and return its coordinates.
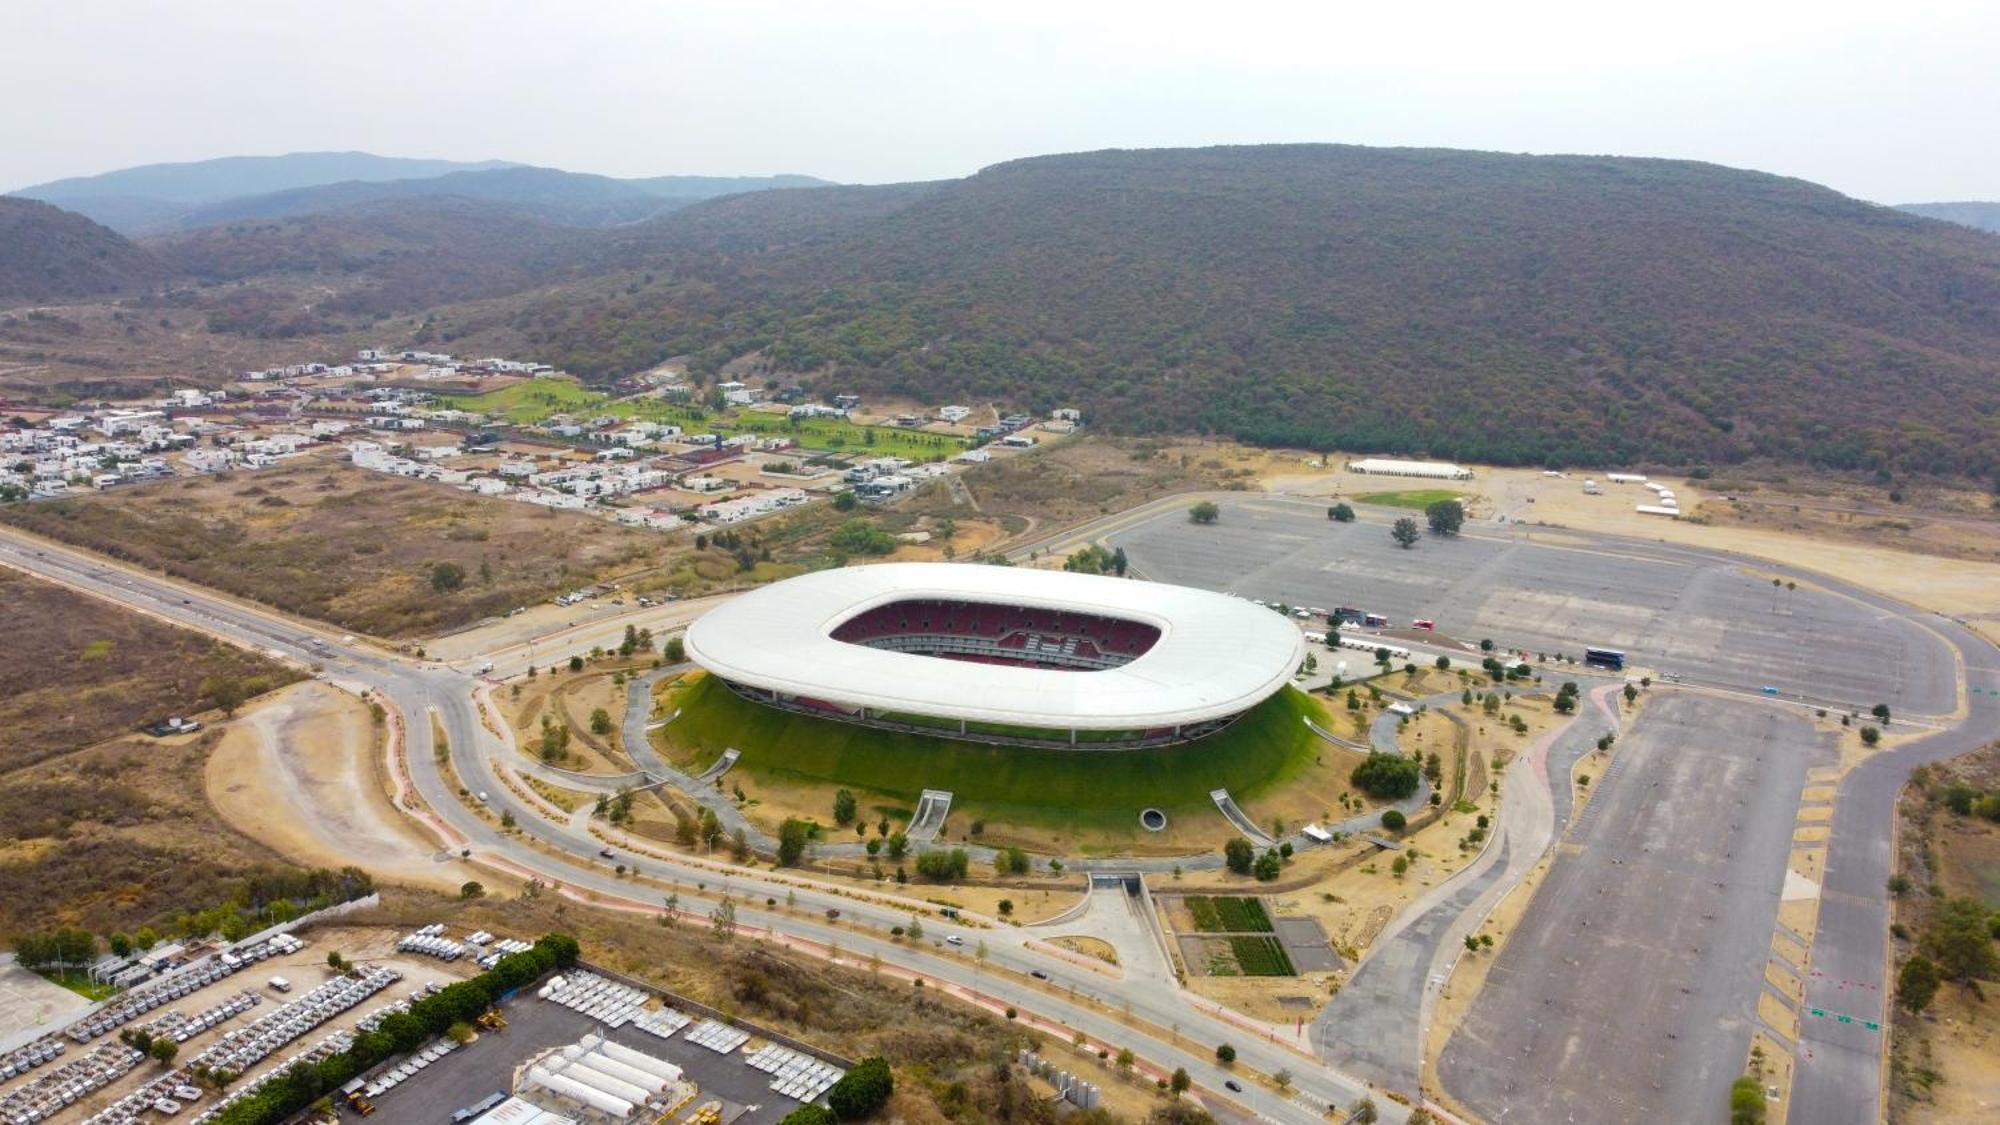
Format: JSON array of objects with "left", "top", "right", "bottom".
[
  {"left": 147, "top": 196, "right": 587, "bottom": 334},
  {"left": 0, "top": 197, "right": 162, "bottom": 302},
  {"left": 488, "top": 145, "right": 2000, "bottom": 477}
]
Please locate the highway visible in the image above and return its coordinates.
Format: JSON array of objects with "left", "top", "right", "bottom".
[{"left": 0, "top": 527, "right": 1390, "bottom": 1125}]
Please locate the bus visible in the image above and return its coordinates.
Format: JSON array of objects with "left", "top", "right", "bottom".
[{"left": 1584, "top": 647, "right": 1626, "bottom": 671}]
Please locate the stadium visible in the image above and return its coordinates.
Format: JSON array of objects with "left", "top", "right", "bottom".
[{"left": 684, "top": 562, "right": 1305, "bottom": 749}]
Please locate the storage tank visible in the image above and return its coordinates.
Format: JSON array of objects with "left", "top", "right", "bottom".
[
  {"left": 596, "top": 1038, "right": 685, "bottom": 1085},
  {"left": 528, "top": 1067, "right": 634, "bottom": 1117},
  {"left": 560, "top": 1045, "right": 667, "bottom": 1093},
  {"left": 556, "top": 1058, "right": 653, "bottom": 1105}
]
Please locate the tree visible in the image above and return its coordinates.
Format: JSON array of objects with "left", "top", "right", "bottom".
[
  {"left": 710, "top": 898, "right": 738, "bottom": 941},
  {"left": 200, "top": 675, "right": 247, "bottom": 717},
  {"left": 1921, "top": 895, "right": 1999, "bottom": 982},
  {"left": 1860, "top": 725, "right": 1881, "bottom": 746},
  {"left": 1729, "top": 1075, "right": 1766, "bottom": 1124},
  {"left": 567, "top": 654, "right": 585, "bottom": 673},
  {"left": 1352, "top": 1099, "right": 1379, "bottom": 1124},
  {"left": 777, "top": 818, "right": 812, "bottom": 866},
  {"left": 832, "top": 490, "right": 858, "bottom": 512},
  {"left": 1170, "top": 1067, "right": 1191, "bottom": 1096},
  {"left": 832, "top": 788, "right": 858, "bottom": 826},
  {"left": 1253, "top": 849, "right": 1282, "bottom": 881},
  {"left": 1223, "top": 837, "right": 1255, "bottom": 875},
  {"left": 429, "top": 561, "right": 466, "bottom": 593},
  {"left": 459, "top": 881, "right": 484, "bottom": 900},
  {"left": 829, "top": 518, "right": 897, "bottom": 556},
  {"left": 826, "top": 1056, "right": 893, "bottom": 1119},
  {"left": 1623, "top": 683, "right": 1639, "bottom": 705},
  {"left": 1435, "top": 655, "right": 1451, "bottom": 672},
  {"left": 996, "top": 846, "right": 1031, "bottom": 876},
  {"left": 589, "top": 708, "right": 613, "bottom": 735},
  {"left": 1115, "top": 1047, "right": 1135, "bottom": 1073},
  {"left": 664, "top": 635, "right": 686, "bottom": 662},
  {"left": 1273, "top": 1068, "right": 1292, "bottom": 1091},
  {"left": 886, "top": 831, "right": 909, "bottom": 859},
  {"left": 1351, "top": 752, "right": 1421, "bottom": 799},
  {"left": 1425, "top": 499, "right": 1465, "bottom": 536},
  {"left": 1391, "top": 517, "right": 1420, "bottom": 548},
  {"left": 1112, "top": 546, "right": 1129, "bottom": 575},
  {"left": 1897, "top": 954, "right": 1941, "bottom": 1012},
  {"left": 1189, "top": 500, "right": 1220, "bottom": 524},
  {"left": 1329, "top": 502, "right": 1356, "bottom": 522},
  {"left": 1381, "top": 809, "right": 1407, "bottom": 833},
  {"left": 1215, "top": 1043, "right": 1236, "bottom": 1065},
  {"left": 1872, "top": 703, "right": 1892, "bottom": 724},
  {"left": 150, "top": 1038, "right": 178, "bottom": 1066},
  {"left": 780, "top": 1107, "right": 838, "bottom": 1125},
  {"left": 699, "top": 807, "right": 724, "bottom": 850}
]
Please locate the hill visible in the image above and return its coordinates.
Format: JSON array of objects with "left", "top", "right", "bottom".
[
  {"left": 0, "top": 197, "right": 162, "bottom": 302},
  {"left": 11, "top": 151, "right": 518, "bottom": 230},
  {"left": 172, "top": 166, "right": 834, "bottom": 230},
  {"left": 490, "top": 145, "right": 2000, "bottom": 477},
  {"left": 1898, "top": 202, "right": 2000, "bottom": 235},
  {"left": 147, "top": 196, "right": 588, "bottom": 329}
]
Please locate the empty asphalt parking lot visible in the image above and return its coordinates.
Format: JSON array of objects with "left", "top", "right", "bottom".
[
  {"left": 1106, "top": 498, "right": 1954, "bottom": 714},
  {"left": 1434, "top": 693, "right": 1831, "bottom": 1123}
]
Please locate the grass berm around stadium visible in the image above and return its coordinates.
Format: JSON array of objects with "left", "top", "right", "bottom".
[{"left": 665, "top": 672, "right": 1324, "bottom": 832}]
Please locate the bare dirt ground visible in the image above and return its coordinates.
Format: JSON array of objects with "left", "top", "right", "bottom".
[
  {"left": 204, "top": 681, "right": 471, "bottom": 892},
  {"left": 0, "top": 566, "right": 298, "bottom": 771}
]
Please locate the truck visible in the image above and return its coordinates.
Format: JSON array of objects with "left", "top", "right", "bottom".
[
  {"left": 1583, "top": 480, "right": 1602, "bottom": 495},
  {"left": 1363, "top": 613, "right": 1390, "bottom": 628},
  {"left": 268, "top": 977, "right": 292, "bottom": 993}
]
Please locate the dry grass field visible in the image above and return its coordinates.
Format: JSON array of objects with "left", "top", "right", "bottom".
[
  {"left": 0, "top": 458, "right": 677, "bottom": 637},
  {"left": 0, "top": 567, "right": 299, "bottom": 771},
  {"left": 1890, "top": 744, "right": 2000, "bottom": 1123},
  {"left": 0, "top": 728, "right": 295, "bottom": 936}
]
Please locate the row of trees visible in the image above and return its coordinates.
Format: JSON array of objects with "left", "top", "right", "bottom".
[{"left": 210, "top": 934, "right": 580, "bottom": 1125}]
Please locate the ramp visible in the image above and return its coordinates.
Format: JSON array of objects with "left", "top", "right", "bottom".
[{"left": 908, "top": 789, "right": 953, "bottom": 842}]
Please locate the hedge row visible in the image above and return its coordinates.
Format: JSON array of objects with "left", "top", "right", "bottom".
[{"left": 210, "top": 933, "right": 580, "bottom": 1125}]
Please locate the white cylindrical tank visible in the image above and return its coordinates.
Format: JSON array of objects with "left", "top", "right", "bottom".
[
  {"left": 560, "top": 1045, "right": 667, "bottom": 1093},
  {"left": 558, "top": 1059, "right": 653, "bottom": 1105},
  {"left": 528, "top": 1067, "right": 633, "bottom": 1117},
  {"left": 596, "top": 1039, "right": 685, "bottom": 1084}
]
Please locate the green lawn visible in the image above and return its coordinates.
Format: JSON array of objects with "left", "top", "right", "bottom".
[
  {"left": 666, "top": 674, "right": 1323, "bottom": 831},
  {"left": 438, "top": 380, "right": 967, "bottom": 461},
  {"left": 1354, "top": 489, "right": 1466, "bottom": 510},
  {"left": 441, "top": 379, "right": 610, "bottom": 423},
  {"left": 37, "top": 969, "right": 121, "bottom": 1001}
]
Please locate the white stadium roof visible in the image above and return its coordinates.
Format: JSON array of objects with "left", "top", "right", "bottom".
[{"left": 685, "top": 563, "right": 1305, "bottom": 730}]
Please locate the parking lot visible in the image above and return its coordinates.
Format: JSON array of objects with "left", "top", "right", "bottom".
[
  {"left": 376, "top": 985, "right": 796, "bottom": 1124},
  {"left": 1434, "top": 693, "right": 1831, "bottom": 1122},
  {"left": 1106, "top": 497, "right": 1954, "bottom": 713}
]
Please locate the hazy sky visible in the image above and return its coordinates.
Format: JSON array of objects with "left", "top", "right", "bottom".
[{"left": 4, "top": 0, "right": 1995, "bottom": 202}]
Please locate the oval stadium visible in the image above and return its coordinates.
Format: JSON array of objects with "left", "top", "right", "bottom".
[{"left": 684, "top": 562, "right": 1305, "bottom": 748}]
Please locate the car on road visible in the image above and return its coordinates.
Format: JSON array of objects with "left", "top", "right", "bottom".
[
  {"left": 598, "top": 848, "right": 616, "bottom": 859},
  {"left": 945, "top": 935, "right": 964, "bottom": 946},
  {"left": 1030, "top": 970, "right": 1049, "bottom": 980},
  {"left": 1223, "top": 1079, "right": 1242, "bottom": 1093}
]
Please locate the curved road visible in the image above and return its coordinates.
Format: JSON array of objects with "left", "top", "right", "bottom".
[{"left": 0, "top": 528, "right": 1388, "bottom": 1125}]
